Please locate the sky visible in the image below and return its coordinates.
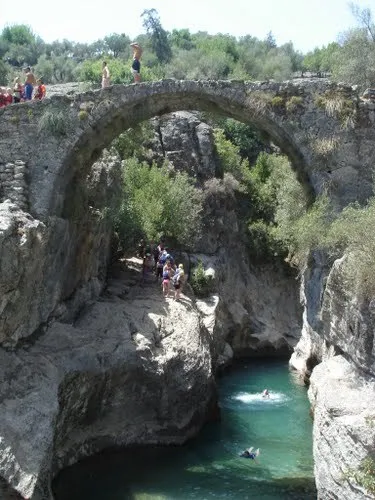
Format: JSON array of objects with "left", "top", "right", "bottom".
[{"left": 0, "top": 0, "right": 372, "bottom": 53}]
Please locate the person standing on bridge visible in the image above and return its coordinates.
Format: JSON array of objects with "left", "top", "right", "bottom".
[
  {"left": 102, "top": 61, "right": 111, "bottom": 89},
  {"left": 130, "top": 42, "right": 142, "bottom": 83},
  {"left": 23, "top": 67, "right": 36, "bottom": 100}
]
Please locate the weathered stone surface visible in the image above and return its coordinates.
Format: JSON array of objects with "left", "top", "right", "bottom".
[
  {"left": 321, "top": 255, "right": 375, "bottom": 375},
  {"left": 0, "top": 149, "right": 122, "bottom": 346},
  {"left": 0, "top": 270, "right": 216, "bottom": 499},
  {"left": 291, "top": 250, "right": 375, "bottom": 499},
  {"left": 1, "top": 83, "right": 374, "bottom": 500},
  {"left": 0, "top": 161, "right": 28, "bottom": 210},
  {"left": 188, "top": 173, "right": 302, "bottom": 358},
  {"left": 309, "top": 355, "right": 375, "bottom": 500},
  {"left": 1, "top": 79, "right": 374, "bottom": 219},
  {"left": 149, "top": 111, "right": 219, "bottom": 181}
]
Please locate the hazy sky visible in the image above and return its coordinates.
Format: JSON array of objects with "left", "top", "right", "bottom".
[{"left": 0, "top": 0, "right": 372, "bottom": 52}]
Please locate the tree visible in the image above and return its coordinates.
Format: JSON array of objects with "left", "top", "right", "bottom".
[
  {"left": 265, "top": 31, "right": 277, "bottom": 49},
  {"left": 141, "top": 8, "right": 172, "bottom": 63},
  {"left": 1, "top": 24, "right": 35, "bottom": 46},
  {"left": 332, "top": 29, "right": 375, "bottom": 88},
  {"left": 349, "top": 2, "right": 375, "bottom": 42},
  {"left": 35, "top": 54, "right": 77, "bottom": 83},
  {"left": 170, "top": 29, "right": 194, "bottom": 50},
  {"left": 103, "top": 33, "right": 130, "bottom": 58},
  {"left": 0, "top": 60, "right": 8, "bottom": 85},
  {"left": 116, "top": 159, "right": 203, "bottom": 248}
]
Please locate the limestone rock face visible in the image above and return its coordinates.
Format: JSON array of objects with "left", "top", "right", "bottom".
[
  {"left": 143, "top": 113, "right": 302, "bottom": 358},
  {"left": 289, "top": 251, "right": 334, "bottom": 377},
  {"left": 291, "top": 250, "right": 375, "bottom": 499},
  {"left": 0, "top": 150, "right": 121, "bottom": 347},
  {"left": 321, "top": 256, "right": 375, "bottom": 375},
  {"left": 149, "top": 111, "right": 219, "bottom": 181},
  {"left": 189, "top": 175, "right": 302, "bottom": 358},
  {"left": 0, "top": 271, "right": 215, "bottom": 500},
  {"left": 309, "top": 355, "right": 375, "bottom": 500}
]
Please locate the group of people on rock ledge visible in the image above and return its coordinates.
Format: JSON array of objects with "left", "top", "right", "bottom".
[
  {"left": 101, "top": 42, "right": 143, "bottom": 89},
  {"left": 0, "top": 67, "right": 46, "bottom": 107},
  {"left": 138, "top": 238, "right": 186, "bottom": 301}
]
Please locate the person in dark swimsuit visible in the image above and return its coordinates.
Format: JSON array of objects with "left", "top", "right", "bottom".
[{"left": 240, "top": 447, "right": 260, "bottom": 460}]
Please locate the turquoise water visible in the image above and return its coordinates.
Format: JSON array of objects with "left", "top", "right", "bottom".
[{"left": 53, "top": 360, "right": 315, "bottom": 500}]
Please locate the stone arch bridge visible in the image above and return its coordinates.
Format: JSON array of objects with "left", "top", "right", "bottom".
[{"left": 1, "top": 78, "right": 375, "bottom": 219}]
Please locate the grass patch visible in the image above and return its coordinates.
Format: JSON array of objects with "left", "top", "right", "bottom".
[
  {"left": 286, "top": 95, "right": 303, "bottom": 112},
  {"left": 38, "top": 109, "right": 70, "bottom": 136},
  {"left": 271, "top": 95, "right": 284, "bottom": 107},
  {"left": 315, "top": 91, "right": 355, "bottom": 127}
]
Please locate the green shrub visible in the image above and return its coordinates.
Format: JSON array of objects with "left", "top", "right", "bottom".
[
  {"left": 213, "top": 128, "right": 249, "bottom": 180},
  {"left": 271, "top": 96, "right": 284, "bottom": 107},
  {"left": 247, "top": 220, "right": 285, "bottom": 262},
  {"left": 114, "top": 158, "right": 203, "bottom": 250},
  {"left": 325, "top": 198, "right": 375, "bottom": 297},
  {"left": 286, "top": 95, "right": 303, "bottom": 112},
  {"left": 113, "top": 122, "right": 155, "bottom": 161},
  {"left": 38, "top": 109, "right": 69, "bottom": 136},
  {"left": 344, "top": 455, "right": 375, "bottom": 495},
  {"left": 78, "top": 110, "right": 89, "bottom": 121},
  {"left": 190, "top": 260, "right": 214, "bottom": 297}
]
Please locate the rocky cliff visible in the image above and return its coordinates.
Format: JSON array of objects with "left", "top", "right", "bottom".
[
  {"left": 2, "top": 99, "right": 373, "bottom": 500},
  {"left": 0, "top": 261, "right": 216, "bottom": 499},
  {"left": 149, "top": 112, "right": 303, "bottom": 359},
  {"left": 0, "top": 150, "right": 121, "bottom": 347},
  {"left": 290, "top": 252, "right": 375, "bottom": 499}
]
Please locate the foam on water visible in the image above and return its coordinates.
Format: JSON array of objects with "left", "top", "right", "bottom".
[{"left": 231, "top": 391, "right": 289, "bottom": 404}]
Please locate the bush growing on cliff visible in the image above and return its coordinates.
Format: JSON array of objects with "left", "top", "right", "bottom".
[
  {"left": 344, "top": 455, "right": 375, "bottom": 496},
  {"left": 324, "top": 197, "right": 375, "bottom": 297},
  {"left": 38, "top": 109, "right": 70, "bottom": 136},
  {"left": 113, "top": 122, "right": 155, "bottom": 160},
  {"left": 190, "top": 260, "right": 214, "bottom": 297},
  {"left": 213, "top": 128, "right": 249, "bottom": 181},
  {"left": 115, "top": 158, "right": 202, "bottom": 249}
]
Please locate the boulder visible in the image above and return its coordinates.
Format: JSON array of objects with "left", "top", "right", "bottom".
[
  {"left": 0, "top": 277, "right": 216, "bottom": 499},
  {"left": 309, "top": 355, "right": 375, "bottom": 500}
]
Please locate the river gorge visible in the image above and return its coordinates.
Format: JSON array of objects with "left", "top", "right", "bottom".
[
  {"left": 53, "top": 360, "right": 315, "bottom": 500},
  {"left": 1, "top": 80, "right": 375, "bottom": 500}
]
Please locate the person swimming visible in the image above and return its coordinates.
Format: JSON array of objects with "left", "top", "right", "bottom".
[
  {"left": 262, "top": 389, "right": 270, "bottom": 398},
  {"left": 240, "top": 447, "right": 260, "bottom": 460}
]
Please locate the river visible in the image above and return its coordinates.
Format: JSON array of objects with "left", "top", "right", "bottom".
[{"left": 53, "top": 359, "right": 316, "bottom": 500}]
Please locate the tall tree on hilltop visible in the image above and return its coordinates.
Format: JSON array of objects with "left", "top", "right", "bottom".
[
  {"left": 1, "top": 24, "right": 35, "bottom": 46},
  {"left": 104, "top": 33, "right": 130, "bottom": 58},
  {"left": 349, "top": 2, "right": 375, "bottom": 42},
  {"left": 265, "top": 31, "right": 277, "bottom": 49},
  {"left": 141, "top": 8, "right": 172, "bottom": 63}
]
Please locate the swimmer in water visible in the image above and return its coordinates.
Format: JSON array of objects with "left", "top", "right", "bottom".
[
  {"left": 262, "top": 389, "right": 270, "bottom": 398},
  {"left": 240, "top": 447, "right": 260, "bottom": 461}
]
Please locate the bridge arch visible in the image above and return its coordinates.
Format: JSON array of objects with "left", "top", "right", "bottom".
[{"left": 0, "top": 79, "right": 372, "bottom": 218}]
